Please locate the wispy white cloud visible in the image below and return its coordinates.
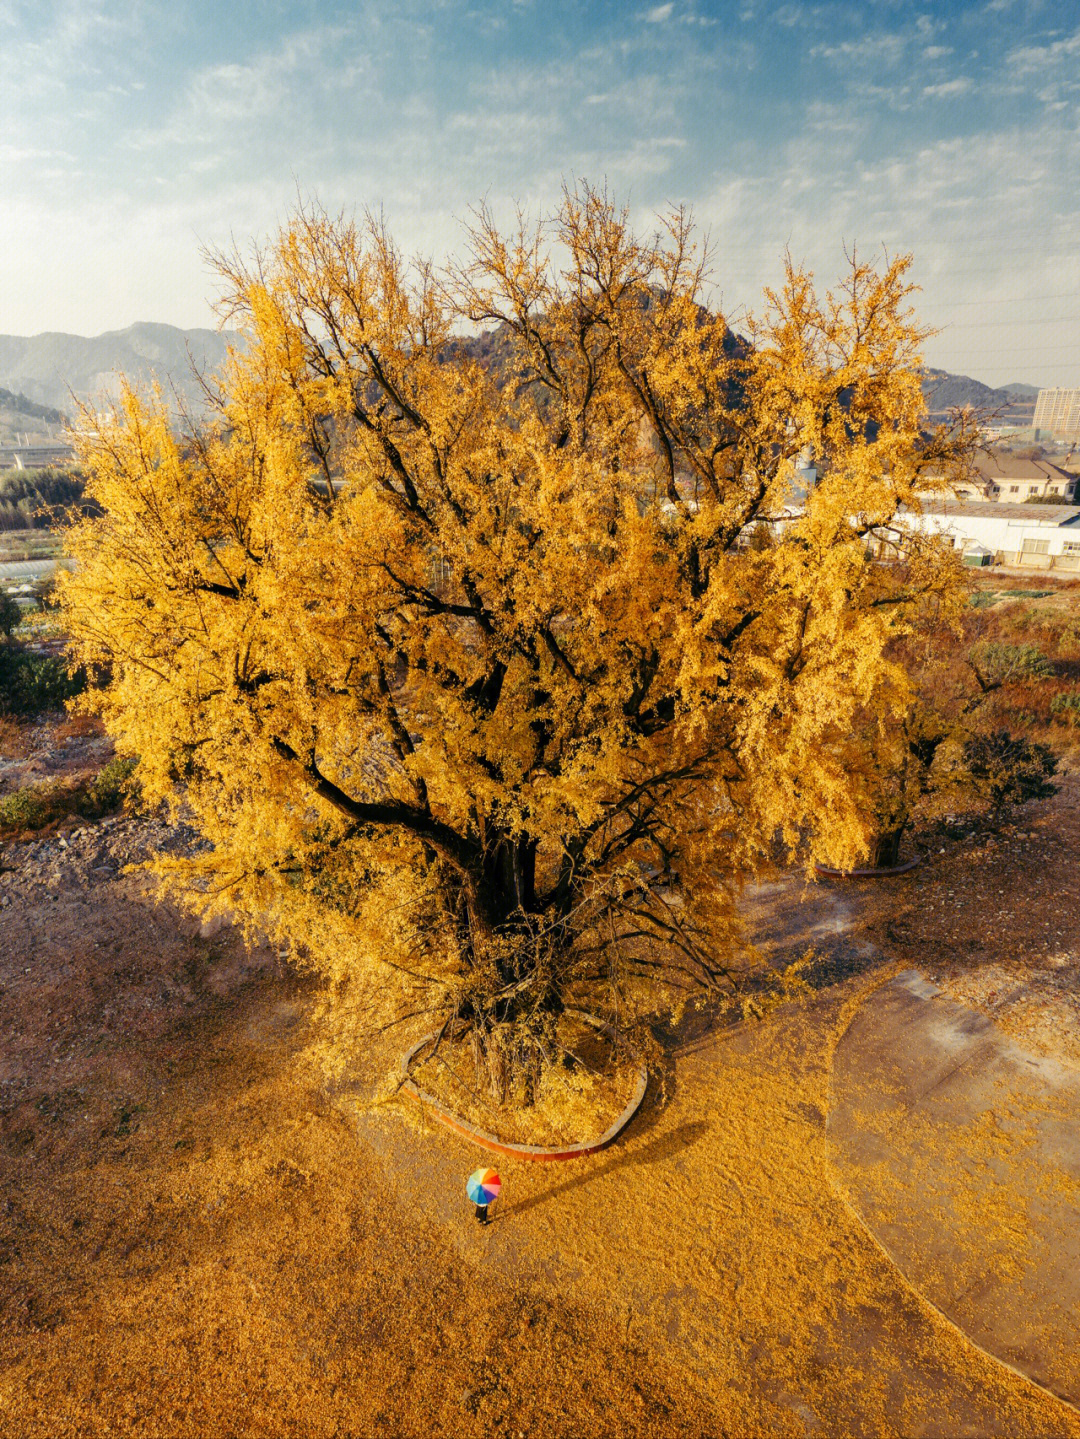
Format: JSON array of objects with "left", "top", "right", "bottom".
[
  {"left": 923, "top": 76, "right": 974, "bottom": 97},
  {"left": 0, "top": 0, "right": 1076, "bottom": 387},
  {"left": 1007, "top": 26, "right": 1080, "bottom": 75},
  {"left": 0, "top": 142, "right": 73, "bottom": 162},
  {"left": 695, "top": 112, "right": 1080, "bottom": 384},
  {"left": 801, "top": 99, "right": 860, "bottom": 133},
  {"left": 1012, "top": 26, "right": 1075, "bottom": 65},
  {"left": 186, "top": 28, "right": 352, "bottom": 124},
  {"left": 809, "top": 32, "right": 906, "bottom": 65}
]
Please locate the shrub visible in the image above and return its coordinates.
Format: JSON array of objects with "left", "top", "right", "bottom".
[
  {"left": 0, "top": 591, "right": 22, "bottom": 639},
  {"left": 87, "top": 756, "right": 139, "bottom": 813},
  {"left": 962, "top": 730, "right": 1057, "bottom": 808},
  {"left": 969, "top": 641, "right": 1054, "bottom": 684},
  {"left": 0, "top": 645, "right": 85, "bottom": 716},
  {"left": 1050, "top": 692, "right": 1080, "bottom": 727},
  {"left": 0, "top": 779, "right": 68, "bottom": 831},
  {"left": 0, "top": 758, "right": 138, "bottom": 834}
]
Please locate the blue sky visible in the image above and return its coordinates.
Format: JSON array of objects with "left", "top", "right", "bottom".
[{"left": 2, "top": 0, "right": 1078, "bottom": 386}]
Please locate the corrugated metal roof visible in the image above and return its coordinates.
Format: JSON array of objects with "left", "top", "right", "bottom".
[{"left": 907, "top": 500, "right": 1080, "bottom": 524}]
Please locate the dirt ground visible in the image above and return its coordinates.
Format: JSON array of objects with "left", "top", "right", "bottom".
[{"left": 2, "top": 720, "right": 1079, "bottom": 1437}]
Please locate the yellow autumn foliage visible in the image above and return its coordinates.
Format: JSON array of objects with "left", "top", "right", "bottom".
[{"left": 59, "top": 185, "right": 969, "bottom": 1099}]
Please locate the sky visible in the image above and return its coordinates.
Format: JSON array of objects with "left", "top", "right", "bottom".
[{"left": 1, "top": 0, "right": 1078, "bottom": 388}]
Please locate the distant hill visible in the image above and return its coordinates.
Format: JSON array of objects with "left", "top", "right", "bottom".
[
  {"left": 0, "top": 387, "right": 69, "bottom": 447},
  {"left": 0, "top": 319, "right": 1043, "bottom": 436},
  {"left": 0, "top": 323, "right": 239, "bottom": 419},
  {"left": 920, "top": 367, "right": 1035, "bottom": 418},
  {"left": 0, "top": 389, "right": 66, "bottom": 425}
]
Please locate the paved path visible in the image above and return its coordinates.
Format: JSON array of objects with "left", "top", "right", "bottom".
[
  {"left": 336, "top": 864, "right": 1080, "bottom": 1434},
  {"left": 829, "top": 968, "right": 1080, "bottom": 1409},
  {"left": 345, "top": 970, "right": 1080, "bottom": 1433}
]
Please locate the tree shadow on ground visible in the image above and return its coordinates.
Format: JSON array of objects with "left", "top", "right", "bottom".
[
  {"left": 635, "top": 879, "right": 897, "bottom": 1111},
  {"left": 507, "top": 1118, "right": 710, "bottom": 1220}
]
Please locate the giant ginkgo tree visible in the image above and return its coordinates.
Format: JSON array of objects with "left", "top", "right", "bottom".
[{"left": 61, "top": 185, "right": 968, "bottom": 1101}]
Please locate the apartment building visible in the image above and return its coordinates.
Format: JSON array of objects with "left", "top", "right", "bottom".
[{"left": 1033, "top": 387, "right": 1080, "bottom": 442}]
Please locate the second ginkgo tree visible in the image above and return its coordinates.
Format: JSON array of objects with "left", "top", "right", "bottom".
[{"left": 61, "top": 186, "right": 969, "bottom": 1103}]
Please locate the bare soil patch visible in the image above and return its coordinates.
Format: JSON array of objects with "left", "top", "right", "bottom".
[
  {"left": 0, "top": 710, "right": 111, "bottom": 802},
  {"left": 862, "top": 777, "right": 1080, "bottom": 1065}
]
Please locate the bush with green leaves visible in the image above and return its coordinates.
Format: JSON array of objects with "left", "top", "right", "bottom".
[
  {"left": 0, "top": 645, "right": 85, "bottom": 715},
  {"left": 969, "top": 641, "right": 1055, "bottom": 685},
  {"left": 0, "top": 757, "right": 139, "bottom": 833},
  {"left": 0, "top": 781, "right": 60, "bottom": 830},
  {"left": 0, "top": 591, "right": 22, "bottom": 639},
  {"left": 88, "top": 756, "right": 139, "bottom": 812},
  {"left": 1050, "top": 692, "right": 1080, "bottom": 727}
]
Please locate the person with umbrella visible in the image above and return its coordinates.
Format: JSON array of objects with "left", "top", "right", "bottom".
[{"left": 466, "top": 1168, "right": 501, "bottom": 1224}]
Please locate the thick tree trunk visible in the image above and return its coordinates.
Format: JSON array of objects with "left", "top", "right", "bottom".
[
  {"left": 871, "top": 826, "right": 905, "bottom": 869},
  {"left": 447, "top": 827, "right": 572, "bottom": 1104},
  {"left": 480, "top": 833, "right": 538, "bottom": 926}
]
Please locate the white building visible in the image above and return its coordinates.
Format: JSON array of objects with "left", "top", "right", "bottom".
[
  {"left": 891, "top": 500, "right": 1080, "bottom": 571},
  {"left": 920, "top": 447, "right": 1079, "bottom": 504},
  {"left": 0, "top": 442, "right": 76, "bottom": 470},
  {"left": 1034, "top": 388, "right": 1080, "bottom": 443}
]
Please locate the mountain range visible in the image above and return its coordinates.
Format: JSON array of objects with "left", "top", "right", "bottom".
[
  {"left": 0, "top": 323, "right": 237, "bottom": 422},
  {"left": 920, "top": 368, "right": 1037, "bottom": 417},
  {"left": 0, "top": 321, "right": 1044, "bottom": 437}
]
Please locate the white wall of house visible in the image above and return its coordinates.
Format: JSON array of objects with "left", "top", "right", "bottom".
[{"left": 896, "top": 506, "right": 1080, "bottom": 570}]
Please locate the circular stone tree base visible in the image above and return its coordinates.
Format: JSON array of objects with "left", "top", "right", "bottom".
[
  {"left": 400, "top": 1033, "right": 649, "bottom": 1162},
  {"left": 815, "top": 855, "right": 922, "bottom": 879}
]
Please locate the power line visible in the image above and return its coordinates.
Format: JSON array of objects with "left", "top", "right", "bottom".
[
  {"left": 931, "top": 338, "right": 1080, "bottom": 349},
  {"left": 924, "top": 292, "right": 1080, "bottom": 307},
  {"left": 940, "top": 317, "right": 1080, "bottom": 329}
]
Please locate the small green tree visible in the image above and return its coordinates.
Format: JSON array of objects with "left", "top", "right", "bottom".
[
  {"left": 0, "top": 591, "right": 22, "bottom": 641},
  {"left": 970, "top": 641, "right": 1054, "bottom": 685}
]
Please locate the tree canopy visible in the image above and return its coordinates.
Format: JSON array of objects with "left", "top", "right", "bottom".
[{"left": 60, "top": 185, "right": 968, "bottom": 1099}]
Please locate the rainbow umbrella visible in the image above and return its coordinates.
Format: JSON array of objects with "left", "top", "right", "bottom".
[{"left": 466, "top": 1168, "right": 502, "bottom": 1207}]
